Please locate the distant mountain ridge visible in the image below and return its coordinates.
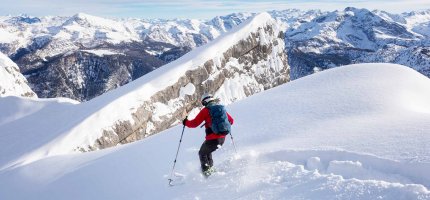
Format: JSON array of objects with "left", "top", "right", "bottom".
[
  {"left": 0, "top": 8, "right": 429, "bottom": 101},
  {"left": 285, "top": 7, "right": 430, "bottom": 79}
]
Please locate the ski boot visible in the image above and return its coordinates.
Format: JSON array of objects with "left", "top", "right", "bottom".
[{"left": 202, "top": 167, "right": 216, "bottom": 178}]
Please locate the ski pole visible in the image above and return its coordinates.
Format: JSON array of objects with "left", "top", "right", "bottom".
[
  {"left": 168, "top": 125, "right": 185, "bottom": 186},
  {"left": 229, "top": 131, "right": 237, "bottom": 154},
  {"left": 200, "top": 123, "right": 206, "bottom": 128}
]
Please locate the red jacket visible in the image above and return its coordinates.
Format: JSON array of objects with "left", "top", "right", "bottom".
[{"left": 185, "top": 107, "right": 234, "bottom": 140}]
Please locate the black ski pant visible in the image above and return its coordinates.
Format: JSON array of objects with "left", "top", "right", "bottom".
[{"left": 199, "top": 138, "right": 225, "bottom": 172}]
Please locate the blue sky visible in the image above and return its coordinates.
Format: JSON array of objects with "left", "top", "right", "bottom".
[{"left": 0, "top": 0, "right": 429, "bottom": 19}]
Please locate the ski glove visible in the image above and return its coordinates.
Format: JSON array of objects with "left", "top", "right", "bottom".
[{"left": 182, "top": 116, "right": 188, "bottom": 126}]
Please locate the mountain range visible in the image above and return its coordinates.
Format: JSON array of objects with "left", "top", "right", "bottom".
[{"left": 1, "top": 8, "right": 429, "bottom": 101}]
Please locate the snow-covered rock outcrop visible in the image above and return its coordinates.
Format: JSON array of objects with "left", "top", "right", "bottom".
[
  {"left": 0, "top": 53, "right": 36, "bottom": 98},
  {"left": 76, "top": 12, "right": 289, "bottom": 150}
]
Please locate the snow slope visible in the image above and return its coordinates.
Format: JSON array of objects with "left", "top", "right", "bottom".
[{"left": 1, "top": 63, "right": 429, "bottom": 199}]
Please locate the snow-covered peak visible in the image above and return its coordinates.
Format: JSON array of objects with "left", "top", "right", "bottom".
[
  {"left": 404, "top": 9, "right": 430, "bottom": 23},
  {"left": 286, "top": 7, "right": 418, "bottom": 53},
  {"left": 208, "top": 12, "right": 253, "bottom": 32},
  {"left": 0, "top": 53, "right": 37, "bottom": 98},
  {"left": 373, "top": 10, "right": 407, "bottom": 24},
  {"left": 408, "top": 9, "right": 430, "bottom": 15},
  {"left": 63, "top": 13, "right": 122, "bottom": 29},
  {"left": 56, "top": 13, "right": 138, "bottom": 45},
  {"left": 136, "top": 12, "right": 253, "bottom": 47},
  {"left": 269, "top": 9, "right": 325, "bottom": 31},
  {"left": 270, "top": 9, "right": 324, "bottom": 22},
  {"left": 4, "top": 14, "right": 41, "bottom": 24}
]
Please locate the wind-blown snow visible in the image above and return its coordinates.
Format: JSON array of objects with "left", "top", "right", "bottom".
[{"left": 0, "top": 63, "right": 430, "bottom": 199}]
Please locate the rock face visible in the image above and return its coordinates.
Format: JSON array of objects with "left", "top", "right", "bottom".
[
  {"left": 84, "top": 13, "right": 289, "bottom": 151},
  {"left": 0, "top": 52, "right": 37, "bottom": 98},
  {"left": 21, "top": 42, "right": 167, "bottom": 101}
]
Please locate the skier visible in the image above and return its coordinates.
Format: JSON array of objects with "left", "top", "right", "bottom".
[{"left": 182, "top": 93, "right": 234, "bottom": 177}]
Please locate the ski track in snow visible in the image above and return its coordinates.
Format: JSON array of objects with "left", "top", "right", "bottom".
[{"left": 175, "top": 149, "right": 430, "bottom": 200}]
